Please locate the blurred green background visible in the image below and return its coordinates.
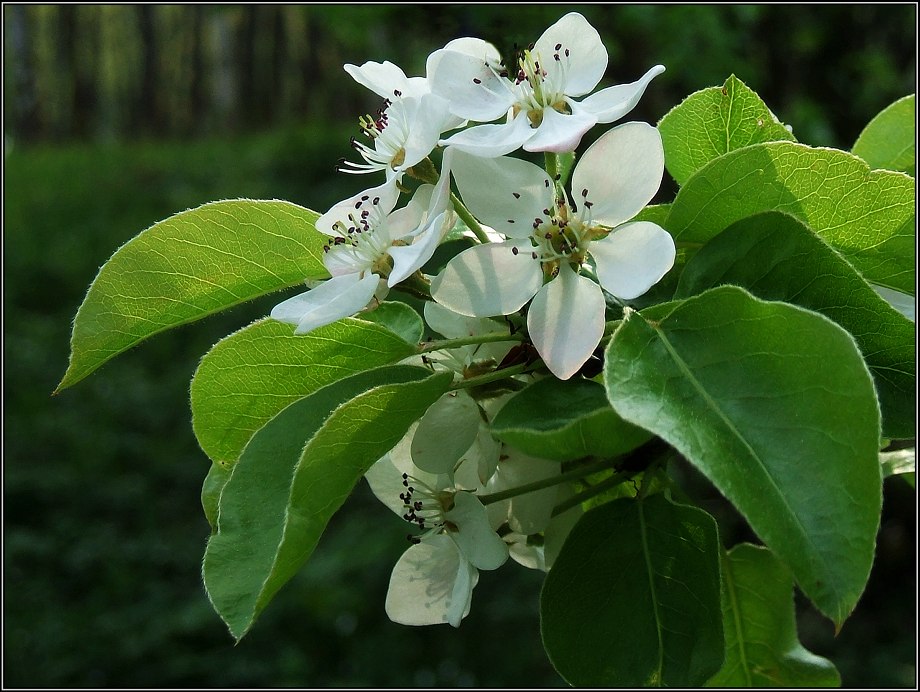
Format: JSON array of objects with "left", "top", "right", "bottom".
[{"left": 4, "top": 5, "right": 915, "bottom": 687}]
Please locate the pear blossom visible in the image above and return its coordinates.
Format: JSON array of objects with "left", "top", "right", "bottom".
[
  {"left": 365, "top": 428, "right": 508, "bottom": 627},
  {"left": 337, "top": 93, "right": 455, "bottom": 181},
  {"left": 431, "top": 122, "right": 676, "bottom": 379},
  {"left": 272, "top": 164, "right": 454, "bottom": 335},
  {"left": 427, "top": 12, "right": 665, "bottom": 156}
]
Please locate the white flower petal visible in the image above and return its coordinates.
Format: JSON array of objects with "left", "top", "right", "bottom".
[
  {"left": 872, "top": 285, "right": 915, "bottom": 322},
  {"left": 431, "top": 241, "right": 544, "bottom": 317},
  {"left": 429, "top": 48, "right": 516, "bottom": 122},
  {"left": 385, "top": 534, "right": 477, "bottom": 627},
  {"left": 316, "top": 180, "right": 400, "bottom": 235},
  {"left": 507, "top": 533, "right": 547, "bottom": 571},
  {"left": 446, "top": 492, "right": 509, "bottom": 571},
  {"left": 388, "top": 218, "right": 444, "bottom": 286},
  {"left": 572, "top": 121, "right": 664, "bottom": 227},
  {"left": 423, "top": 300, "right": 505, "bottom": 340},
  {"left": 527, "top": 264, "right": 605, "bottom": 380},
  {"left": 403, "top": 94, "right": 454, "bottom": 166},
  {"left": 436, "top": 37, "right": 503, "bottom": 63},
  {"left": 344, "top": 61, "right": 431, "bottom": 100},
  {"left": 533, "top": 12, "right": 607, "bottom": 97},
  {"left": 451, "top": 148, "right": 552, "bottom": 237},
  {"left": 270, "top": 273, "right": 381, "bottom": 335},
  {"left": 573, "top": 64, "right": 665, "bottom": 124},
  {"left": 591, "top": 221, "right": 676, "bottom": 300},
  {"left": 411, "top": 392, "right": 482, "bottom": 475},
  {"left": 454, "top": 420, "right": 503, "bottom": 491},
  {"left": 496, "top": 450, "right": 561, "bottom": 535},
  {"left": 522, "top": 105, "right": 597, "bottom": 153},
  {"left": 438, "top": 112, "right": 535, "bottom": 158}
]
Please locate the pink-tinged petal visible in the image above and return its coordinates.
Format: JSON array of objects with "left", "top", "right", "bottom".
[
  {"left": 533, "top": 12, "right": 607, "bottom": 97},
  {"left": 590, "top": 221, "right": 676, "bottom": 300},
  {"left": 431, "top": 241, "right": 543, "bottom": 317},
  {"left": 385, "top": 534, "right": 478, "bottom": 627},
  {"left": 446, "top": 492, "right": 509, "bottom": 570},
  {"left": 522, "top": 106, "right": 597, "bottom": 153},
  {"left": 316, "top": 180, "right": 400, "bottom": 235},
  {"left": 270, "top": 273, "right": 381, "bottom": 335},
  {"left": 451, "top": 148, "right": 552, "bottom": 238},
  {"left": 577, "top": 65, "right": 666, "bottom": 123},
  {"left": 428, "top": 49, "right": 516, "bottom": 122},
  {"left": 438, "top": 112, "right": 534, "bottom": 158},
  {"left": 572, "top": 121, "right": 664, "bottom": 227},
  {"left": 527, "top": 264, "right": 605, "bottom": 380}
]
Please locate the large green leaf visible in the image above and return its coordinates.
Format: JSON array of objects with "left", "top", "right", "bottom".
[
  {"left": 706, "top": 544, "right": 840, "bottom": 687},
  {"left": 541, "top": 494, "right": 723, "bottom": 687},
  {"left": 666, "top": 142, "right": 915, "bottom": 295},
  {"left": 190, "top": 317, "right": 418, "bottom": 466},
  {"left": 203, "top": 365, "right": 452, "bottom": 640},
  {"left": 604, "top": 286, "right": 882, "bottom": 626},
  {"left": 852, "top": 94, "right": 915, "bottom": 174},
  {"left": 491, "top": 377, "right": 650, "bottom": 461},
  {"left": 676, "top": 211, "right": 915, "bottom": 439},
  {"left": 57, "top": 199, "right": 328, "bottom": 391},
  {"left": 658, "top": 75, "right": 796, "bottom": 186},
  {"left": 356, "top": 300, "right": 424, "bottom": 345}
]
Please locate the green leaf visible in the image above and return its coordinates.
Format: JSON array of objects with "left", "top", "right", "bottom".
[
  {"left": 356, "top": 300, "right": 424, "bottom": 345},
  {"left": 632, "top": 203, "right": 672, "bottom": 227},
  {"left": 852, "top": 94, "right": 915, "bottom": 174},
  {"left": 201, "top": 462, "right": 231, "bottom": 531},
  {"left": 658, "top": 75, "right": 796, "bottom": 186},
  {"left": 706, "top": 544, "right": 840, "bottom": 687},
  {"left": 57, "top": 200, "right": 328, "bottom": 391},
  {"left": 881, "top": 448, "right": 915, "bottom": 488},
  {"left": 491, "top": 377, "right": 651, "bottom": 461},
  {"left": 676, "top": 211, "right": 916, "bottom": 439},
  {"left": 604, "top": 286, "right": 882, "bottom": 626},
  {"left": 191, "top": 317, "right": 418, "bottom": 466},
  {"left": 203, "top": 365, "right": 452, "bottom": 640},
  {"left": 541, "top": 494, "right": 723, "bottom": 687},
  {"left": 666, "top": 142, "right": 915, "bottom": 295}
]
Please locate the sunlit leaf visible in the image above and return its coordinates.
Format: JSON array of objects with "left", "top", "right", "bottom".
[{"left": 58, "top": 200, "right": 328, "bottom": 390}]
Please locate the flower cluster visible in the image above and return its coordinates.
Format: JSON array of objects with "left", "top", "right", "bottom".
[{"left": 271, "top": 11, "right": 674, "bottom": 626}]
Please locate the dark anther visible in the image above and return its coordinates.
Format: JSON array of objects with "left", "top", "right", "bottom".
[
  {"left": 554, "top": 173, "right": 561, "bottom": 181},
  {"left": 531, "top": 252, "right": 538, "bottom": 259},
  {"left": 473, "top": 78, "right": 482, "bottom": 84},
  {"left": 544, "top": 232, "right": 553, "bottom": 239},
  {"left": 555, "top": 43, "right": 562, "bottom": 50},
  {"left": 511, "top": 246, "right": 519, "bottom": 256},
  {"left": 584, "top": 201, "right": 593, "bottom": 209},
  {"left": 544, "top": 179, "right": 550, "bottom": 188},
  {"left": 582, "top": 188, "right": 588, "bottom": 197},
  {"left": 512, "top": 192, "right": 521, "bottom": 199},
  {"left": 373, "top": 196, "right": 380, "bottom": 204},
  {"left": 564, "top": 48, "right": 570, "bottom": 57},
  {"left": 507, "top": 219, "right": 515, "bottom": 224},
  {"left": 543, "top": 208, "right": 551, "bottom": 215},
  {"left": 394, "top": 89, "right": 402, "bottom": 97}
]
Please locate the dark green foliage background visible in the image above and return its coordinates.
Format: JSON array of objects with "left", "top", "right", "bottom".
[{"left": 4, "top": 5, "right": 915, "bottom": 687}]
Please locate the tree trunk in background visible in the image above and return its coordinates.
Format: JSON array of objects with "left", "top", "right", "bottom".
[
  {"left": 237, "top": 6, "right": 257, "bottom": 129},
  {"left": 136, "top": 5, "right": 161, "bottom": 135},
  {"left": 189, "top": 6, "right": 205, "bottom": 135},
  {"left": 5, "top": 5, "right": 41, "bottom": 142}
]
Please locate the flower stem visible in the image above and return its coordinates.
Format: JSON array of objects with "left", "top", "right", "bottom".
[
  {"left": 449, "top": 362, "right": 534, "bottom": 391},
  {"left": 419, "top": 331, "right": 523, "bottom": 354},
  {"left": 478, "top": 456, "right": 618, "bottom": 506},
  {"left": 450, "top": 192, "right": 491, "bottom": 244},
  {"left": 550, "top": 469, "right": 634, "bottom": 517}
]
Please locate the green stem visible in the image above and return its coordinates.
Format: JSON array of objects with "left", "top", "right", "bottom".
[
  {"left": 396, "top": 272, "right": 432, "bottom": 300},
  {"left": 451, "top": 192, "right": 491, "bottom": 244},
  {"left": 449, "top": 362, "right": 534, "bottom": 391},
  {"left": 419, "top": 331, "right": 523, "bottom": 354},
  {"left": 544, "top": 152, "right": 560, "bottom": 181},
  {"left": 550, "top": 470, "right": 634, "bottom": 517},
  {"left": 478, "top": 456, "right": 618, "bottom": 506}
]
